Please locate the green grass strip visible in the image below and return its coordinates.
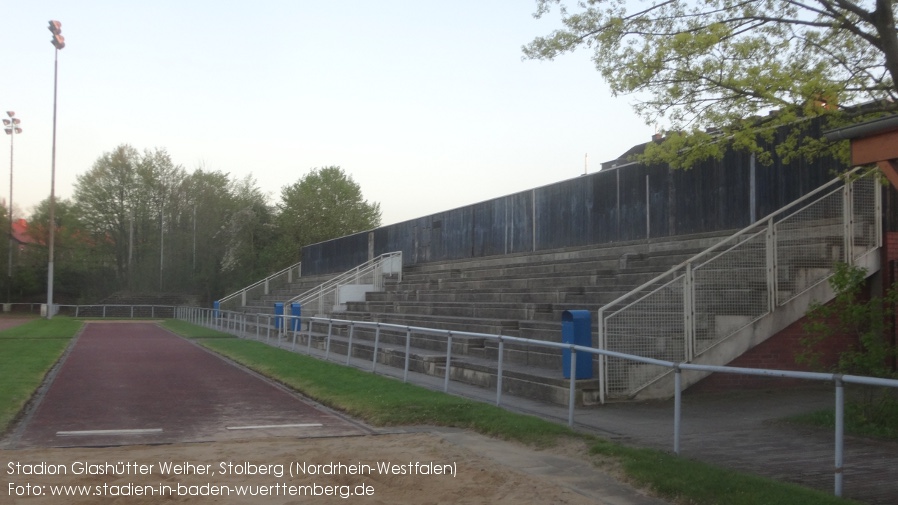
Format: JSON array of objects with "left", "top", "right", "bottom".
[
  {"left": 787, "top": 403, "right": 898, "bottom": 440},
  {"left": 186, "top": 334, "right": 570, "bottom": 446},
  {"left": 162, "top": 320, "right": 858, "bottom": 505},
  {"left": 0, "top": 318, "right": 82, "bottom": 431},
  {"left": 589, "top": 439, "right": 856, "bottom": 505}
]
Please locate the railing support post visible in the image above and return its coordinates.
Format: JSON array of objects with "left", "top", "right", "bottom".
[
  {"left": 835, "top": 376, "right": 845, "bottom": 497},
  {"left": 496, "top": 337, "right": 504, "bottom": 406},
  {"left": 403, "top": 328, "right": 411, "bottom": 383},
  {"left": 444, "top": 332, "right": 453, "bottom": 393},
  {"left": 325, "top": 320, "right": 333, "bottom": 360},
  {"left": 307, "top": 320, "right": 313, "bottom": 354},
  {"left": 372, "top": 324, "right": 381, "bottom": 372},
  {"left": 568, "top": 346, "right": 577, "bottom": 427},
  {"left": 346, "top": 323, "right": 355, "bottom": 365},
  {"left": 674, "top": 365, "right": 682, "bottom": 456},
  {"left": 597, "top": 308, "right": 606, "bottom": 405},
  {"left": 843, "top": 181, "right": 854, "bottom": 263},
  {"left": 766, "top": 216, "right": 777, "bottom": 312},
  {"left": 683, "top": 263, "right": 695, "bottom": 361}
]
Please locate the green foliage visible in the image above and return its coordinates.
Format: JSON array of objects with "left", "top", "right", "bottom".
[
  {"left": 799, "top": 262, "right": 898, "bottom": 433},
  {"left": 799, "top": 263, "right": 898, "bottom": 378},
  {"left": 525, "top": 0, "right": 898, "bottom": 167},
  {"left": 14, "top": 149, "right": 382, "bottom": 304},
  {"left": 273, "top": 166, "right": 382, "bottom": 263}
]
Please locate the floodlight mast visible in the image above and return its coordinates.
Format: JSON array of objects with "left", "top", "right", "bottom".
[
  {"left": 3, "top": 111, "right": 21, "bottom": 306},
  {"left": 46, "top": 20, "right": 64, "bottom": 319}
]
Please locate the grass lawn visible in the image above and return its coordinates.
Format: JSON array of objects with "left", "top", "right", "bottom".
[
  {"left": 0, "top": 318, "right": 82, "bottom": 431},
  {"left": 162, "top": 319, "right": 858, "bottom": 505}
]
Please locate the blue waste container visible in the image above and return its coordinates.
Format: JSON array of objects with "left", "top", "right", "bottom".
[
  {"left": 290, "top": 303, "right": 301, "bottom": 331},
  {"left": 562, "top": 310, "right": 593, "bottom": 379},
  {"left": 274, "top": 302, "right": 284, "bottom": 330},
  {"left": 213, "top": 301, "right": 220, "bottom": 319}
]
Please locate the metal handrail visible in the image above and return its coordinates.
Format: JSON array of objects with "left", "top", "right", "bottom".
[
  {"left": 284, "top": 251, "right": 402, "bottom": 316},
  {"left": 217, "top": 261, "right": 302, "bottom": 309},
  {"left": 178, "top": 305, "right": 898, "bottom": 499},
  {"left": 597, "top": 166, "right": 881, "bottom": 398},
  {"left": 600, "top": 166, "right": 872, "bottom": 313}
]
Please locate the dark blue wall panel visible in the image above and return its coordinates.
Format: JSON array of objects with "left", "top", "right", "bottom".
[{"left": 301, "top": 145, "right": 848, "bottom": 276}]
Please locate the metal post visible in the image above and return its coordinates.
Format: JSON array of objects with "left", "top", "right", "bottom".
[
  {"left": 674, "top": 366, "right": 682, "bottom": 455},
  {"left": 843, "top": 182, "right": 854, "bottom": 263},
  {"left": 766, "top": 216, "right": 777, "bottom": 312},
  {"left": 346, "top": 323, "right": 355, "bottom": 365},
  {"left": 443, "top": 332, "right": 453, "bottom": 393},
  {"left": 46, "top": 32, "right": 62, "bottom": 320},
  {"left": 568, "top": 346, "right": 577, "bottom": 427},
  {"left": 325, "top": 320, "right": 333, "bottom": 360},
  {"left": 5, "top": 111, "right": 20, "bottom": 306},
  {"left": 403, "top": 328, "right": 411, "bottom": 383},
  {"left": 307, "top": 320, "right": 313, "bottom": 354},
  {"left": 683, "top": 263, "right": 695, "bottom": 361},
  {"left": 292, "top": 320, "right": 297, "bottom": 351},
  {"left": 597, "top": 308, "right": 606, "bottom": 405},
  {"left": 496, "top": 337, "right": 504, "bottom": 406},
  {"left": 372, "top": 325, "right": 381, "bottom": 372},
  {"left": 835, "top": 377, "right": 845, "bottom": 497}
]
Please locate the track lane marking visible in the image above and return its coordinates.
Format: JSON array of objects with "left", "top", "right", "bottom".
[
  {"left": 56, "top": 428, "right": 163, "bottom": 437},
  {"left": 226, "top": 423, "right": 324, "bottom": 430}
]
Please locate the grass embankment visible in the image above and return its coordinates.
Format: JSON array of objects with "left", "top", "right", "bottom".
[
  {"left": 163, "top": 319, "right": 857, "bottom": 505},
  {"left": 0, "top": 318, "right": 82, "bottom": 432}
]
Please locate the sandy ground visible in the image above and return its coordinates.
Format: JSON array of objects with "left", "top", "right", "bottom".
[{"left": 2, "top": 430, "right": 661, "bottom": 505}]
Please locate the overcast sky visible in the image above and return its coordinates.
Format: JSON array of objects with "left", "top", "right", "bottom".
[{"left": 3, "top": 1, "right": 651, "bottom": 226}]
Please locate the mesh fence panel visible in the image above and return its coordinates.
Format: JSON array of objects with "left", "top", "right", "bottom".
[
  {"left": 604, "top": 276, "right": 686, "bottom": 396},
  {"left": 775, "top": 188, "right": 843, "bottom": 305},
  {"left": 852, "top": 176, "right": 878, "bottom": 261},
  {"left": 693, "top": 229, "right": 769, "bottom": 355}
]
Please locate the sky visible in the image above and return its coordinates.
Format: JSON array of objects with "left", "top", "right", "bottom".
[{"left": 2, "top": 1, "right": 651, "bottom": 227}]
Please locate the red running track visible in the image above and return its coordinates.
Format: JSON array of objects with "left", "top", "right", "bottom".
[{"left": 12, "top": 322, "right": 367, "bottom": 448}]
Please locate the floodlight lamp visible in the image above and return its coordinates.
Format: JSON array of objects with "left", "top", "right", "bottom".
[
  {"left": 1, "top": 119, "right": 9, "bottom": 127},
  {"left": 51, "top": 34, "right": 65, "bottom": 50},
  {"left": 48, "top": 20, "right": 62, "bottom": 35},
  {"left": 5, "top": 111, "right": 13, "bottom": 118}
]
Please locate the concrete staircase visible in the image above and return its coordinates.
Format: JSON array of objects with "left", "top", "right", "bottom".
[{"left": 234, "top": 230, "right": 736, "bottom": 406}]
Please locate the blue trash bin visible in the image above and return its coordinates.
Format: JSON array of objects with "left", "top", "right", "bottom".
[
  {"left": 290, "top": 303, "right": 301, "bottom": 331},
  {"left": 274, "top": 302, "right": 284, "bottom": 330},
  {"left": 562, "top": 310, "right": 593, "bottom": 379}
]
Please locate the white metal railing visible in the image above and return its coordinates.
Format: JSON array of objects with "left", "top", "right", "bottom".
[
  {"left": 217, "top": 262, "right": 302, "bottom": 312},
  {"left": 283, "top": 252, "right": 402, "bottom": 318},
  {"left": 598, "top": 167, "right": 882, "bottom": 399},
  {"left": 177, "top": 305, "right": 898, "bottom": 499}
]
